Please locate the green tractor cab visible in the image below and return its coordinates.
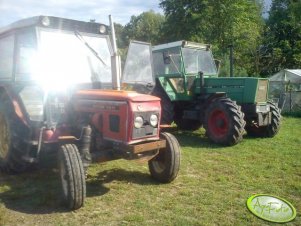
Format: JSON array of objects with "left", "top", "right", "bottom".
[{"left": 149, "top": 40, "right": 280, "bottom": 145}]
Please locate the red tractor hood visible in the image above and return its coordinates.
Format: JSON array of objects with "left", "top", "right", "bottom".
[
  {"left": 71, "top": 89, "right": 161, "bottom": 144},
  {"left": 73, "top": 90, "right": 160, "bottom": 102}
]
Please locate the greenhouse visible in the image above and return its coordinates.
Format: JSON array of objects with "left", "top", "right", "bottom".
[{"left": 269, "top": 69, "right": 301, "bottom": 113}]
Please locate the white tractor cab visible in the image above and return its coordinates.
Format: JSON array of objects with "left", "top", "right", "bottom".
[{"left": 0, "top": 15, "right": 157, "bottom": 124}]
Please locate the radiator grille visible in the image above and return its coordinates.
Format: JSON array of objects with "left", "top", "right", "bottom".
[
  {"left": 132, "top": 111, "right": 159, "bottom": 139},
  {"left": 256, "top": 80, "right": 268, "bottom": 103}
]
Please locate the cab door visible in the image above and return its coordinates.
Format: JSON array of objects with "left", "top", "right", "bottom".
[{"left": 121, "top": 41, "right": 155, "bottom": 94}]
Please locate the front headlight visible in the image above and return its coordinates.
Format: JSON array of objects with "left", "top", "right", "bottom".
[
  {"left": 150, "top": 114, "right": 158, "bottom": 127},
  {"left": 99, "top": 24, "right": 107, "bottom": 34},
  {"left": 134, "top": 116, "right": 144, "bottom": 128},
  {"left": 41, "top": 16, "right": 50, "bottom": 26},
  {"left": 256, "top": 105, "right": 270, "bottom": 113}
]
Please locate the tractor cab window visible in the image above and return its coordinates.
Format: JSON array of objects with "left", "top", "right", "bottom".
[
  {"left": 36, "top": 30, "right": 112, "bottom": 90},
  {"left": 153, "top": 47, "right": 182, "bottom": 76},
  {"left": 19, "top": 29, "right": 112, "bottom": 90},
  {"left": 15, "top": 29, "right": 37, "bottom": 80},
  {"left": 121, "top": 41, "right": 154, "bottom": 94},
  {"left": 0, "top": 35, "right": 14, "bottom": 79},
  {"left": 182, "top": 47, "right": 217, "bottom": 75},
  {"left": 123, "top": 41, "right": 153, "bottom": 84}
]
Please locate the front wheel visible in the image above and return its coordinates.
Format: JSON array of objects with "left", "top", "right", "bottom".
[
  {"left": 148, "top": 132, "right": 181, "bottom": 183},
  {"left": 58, "top": 144, "right": 86, "bottom": 210},
  {"left": 204, "top": 97, "right": 246, "bottom": 146},
  {"left": 246, "top": 101, "right": 281, "bottom": 137}
]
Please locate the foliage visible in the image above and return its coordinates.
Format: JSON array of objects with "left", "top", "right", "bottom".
[
  {"left": 113, "top": 22, "right": 129, "bottom": 64},
  {"left": 114, "top": 22, "right": 127, "bottom": 49},
  {"left": 115, "top": 1, "right": 301, "bottom": 78},
  {"left": 218, "top": 54, "right": 248, "bottom": 77},
  {"left": 123, "top": 10, "right": 165, "bottom": 46},
  {"left": 115, "top": 11, "right": 165, "bottom": 65},
  {"left": 159, "top": 0, "right": 264, "bottom": 76},
  {"left": 259, "top": 0, "right": 301, "bottom": 76}
]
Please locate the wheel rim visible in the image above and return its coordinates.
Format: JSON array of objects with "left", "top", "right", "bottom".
[
  {"left": 208, "top": 109, "right": 229, "bottom": 137},
  {"left": 152, "top": 151, "right": 166, "bottom": 173},
  {"left": 0, "top": 112, "right": 10, "bottom": 159},
  {"left": 59, "top": 158, "right": 68, "bottom": 198}
]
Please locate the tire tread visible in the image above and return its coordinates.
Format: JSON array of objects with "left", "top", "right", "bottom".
[{"left": 204, "top": 97, "right": 245, "bottom": 146}]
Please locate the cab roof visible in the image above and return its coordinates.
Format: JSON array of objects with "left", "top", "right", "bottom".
[
  {"left": 0, "top": 15, "right": 109, "bottom": 36},
  {"left": 152, "top": 40, "right": 211, "bottom": 51}
]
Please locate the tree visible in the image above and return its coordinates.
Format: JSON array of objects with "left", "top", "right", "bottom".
[
  {"left": 123, "top": 10, "right": 165, "bottom": 45},
  {"left": 114, "top": 23, "right": 127, "bottom": 49},
  {"left": 259, "top": 0, "right": 301, "bottom": 76},
  {"left": 160, "top": 0, "right": 264, "bottom": 76}
]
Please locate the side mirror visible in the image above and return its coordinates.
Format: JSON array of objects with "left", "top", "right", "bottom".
[
  {"left": 214, "top": 59, "right": 221, "bottom": 74},
  {"left": 163, "top": 51, "right": 171, "bottom": 64}
]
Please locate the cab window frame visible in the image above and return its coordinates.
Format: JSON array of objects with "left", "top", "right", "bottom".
[
  {"left": 0, "top": 32, "right": 15, "bottom": 80},
  {"left": 15, "top": 27, "right": 38, "bottom": 81}
]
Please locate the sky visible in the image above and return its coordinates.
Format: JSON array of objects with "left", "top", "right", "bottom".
[
  {"left": 0, "top": 0, "right": 163, "bottom": 27},
  {"left": 0, "top": 0, "right": 272, "bottom": 28}
]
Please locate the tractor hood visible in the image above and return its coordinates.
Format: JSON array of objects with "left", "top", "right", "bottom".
[
  {"left": 73, "top": 90, "right": 160, "bottom": 102},
  {"left": 71, "top": 89, "right": 162, "bottom": 144}
]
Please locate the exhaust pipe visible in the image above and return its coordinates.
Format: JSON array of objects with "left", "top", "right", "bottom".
[{"left": 109, "top": 15, "right": 121, "bottom": 90}]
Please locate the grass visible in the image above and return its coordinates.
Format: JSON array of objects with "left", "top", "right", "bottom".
[{"left": 0, "top": 116, "right": 300, "bottom": 225}]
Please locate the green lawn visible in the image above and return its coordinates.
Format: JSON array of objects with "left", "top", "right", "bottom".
[{"left": 0, "top": 117, "right": 300, "bottom": 225}]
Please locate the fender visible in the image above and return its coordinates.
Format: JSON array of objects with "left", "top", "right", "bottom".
[{"left": 203, "top": 93, "right": 226, "bottom": 105}]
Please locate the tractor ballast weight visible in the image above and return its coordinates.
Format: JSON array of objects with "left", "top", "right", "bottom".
[
  {"left": 150, "top": 40, "right": 281, "bottom": 145},
  {"left": 0, "top": 16, "right": 181, "bottom": 210}
]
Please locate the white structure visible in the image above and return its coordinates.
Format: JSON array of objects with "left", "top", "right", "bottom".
[{"left": 269, "top": 69, "right": 301, "bottom": 113}]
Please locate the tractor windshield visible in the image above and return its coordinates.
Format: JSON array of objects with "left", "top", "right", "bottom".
[
  {"left": 20, "top": 29, "right": 112, "bottom": 90},
  {"left": 123, "top": 41, "right": 153, "bottom": 84},
  {"left": 152, "top": 47, "right": 182, "bottom": 76},
  {"left": 182, "top": 47, "right": 217, "bottom": 76},
  {"left": 121, "top": 41, "right": 154, "bottom": 94}
]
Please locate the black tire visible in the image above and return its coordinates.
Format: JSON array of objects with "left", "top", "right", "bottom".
[
  {"left": 58, "top": 144, "right": 86, "bottom": 210},
  {"left": 148, "top": 132, "right": 181, "bottom": 183},
  {"left": 0, "top": 98, "right": 29, "bottom": 173},
  {"left": 204, "top": 97, "right": 245, "bottom": 146},
  {"left": 152, "top": 83, "right": 174, "bottom": 124},
  {"left": 174, "top": 110, "right": 202, "bottom": 131},
  {"left": 246, "top": 101, "right": 281, "bottom": 137}
]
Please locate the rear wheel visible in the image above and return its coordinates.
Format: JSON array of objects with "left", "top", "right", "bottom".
[
  {"left": 246, "top": 101, "right": 281, "bottom": 137},
  {"left": 0, "top": 98, "right": 29, "bottom": 173},
  {"left": 58, "top": 144, "right": 86, "bottom": 210},
  {"left": 204, "top": 97, "right": 245, "bottom": 146},
  {"left": 148, "top": 132, "right": 181, "bottom": 183}
]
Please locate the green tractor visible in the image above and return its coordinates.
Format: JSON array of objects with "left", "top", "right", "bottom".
[{"left": 123, "top": 40, "right": 281, "bottom": 146}]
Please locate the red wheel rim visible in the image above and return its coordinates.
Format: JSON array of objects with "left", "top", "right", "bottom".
[{"left": 208, "top": 109, "right": 229, "bottom": 137}]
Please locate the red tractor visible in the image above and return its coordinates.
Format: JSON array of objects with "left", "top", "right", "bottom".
[{"left": 0, "top": 16, "right": 181, "bottom": 210}]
